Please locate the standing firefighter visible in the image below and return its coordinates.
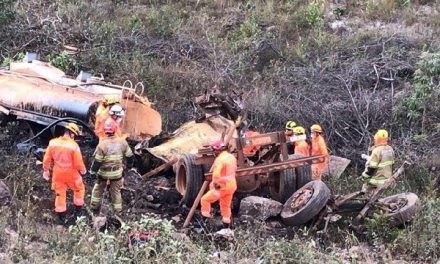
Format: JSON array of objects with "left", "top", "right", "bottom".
[
  {"left": 293, "top": 126, "right": 310, "bottom": 157},
  {"left": 310, "top": 124, "right": 329, "bottom": 180},
  {"left": 361, "top": 129, "right": 395, "bottom": 195},
  {"left": 284, "top": 120, "right": 297, "bottom": 154},
  {"left": 201, "top": 140, "right": 237, "bottom": 228},
  {"left": 42, "top": 123, "right": 87, "bottom": 227},
  {"left": 95, "top": 95, "right": 120, "bottom": 139},
  {"left": 89, "top": 120, "right": 134, "bottom": 216}
]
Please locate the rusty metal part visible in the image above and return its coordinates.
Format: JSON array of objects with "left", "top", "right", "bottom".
[
  {"left": 290, "top": 187, "right": 314, "bottom": 212},
  {"left": 194, "top": 89, "right": 243, "bottom": 121},
  {"left": 204, "top": 155, "right": 325, "bottom": 179},
  {"left": 377, "top": 197, "right": 407, "bottom": 213},
  {"left": 334, "top": 191, "right": 363, "bottom": 207},
  {"left": 353, "top": 162, "right": 409, "bottom": 225}
]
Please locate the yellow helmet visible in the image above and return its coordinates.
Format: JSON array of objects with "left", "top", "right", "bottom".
[
  {"left": 310, "top": 124, "right": 322, "bottom": 133},
  {"left": 374, "top": 129, "right": 388, "bottom": 140},
  {"left": 65, "top": 123, "right": 80, "bottom": 135},
  {"left": 285, "top": 121, "right": 296, "bottom": 130},
  {"left": 103, "top": 95, "right": 120, "bottom": 105},
  {"left": 293, "top": 126, "right": 305, "bottom": 134}
]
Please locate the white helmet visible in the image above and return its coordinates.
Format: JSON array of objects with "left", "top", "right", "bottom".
[{"left": 109, "top": 104, "right": 125, "bottom": 118}]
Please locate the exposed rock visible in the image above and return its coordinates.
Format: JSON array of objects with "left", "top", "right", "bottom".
[
  {"left": 4, "top": 227, "right": 18, "bottom": 249},
  {"left": 171, "top": 215, "right": 181, "bottom": 223},
  {"left": 0, "top": 180, "right": 11, "bottom": 205},
  {"left": 238, "top": 196, "right": 283, "bottom": 221},
  {"left": 0, "top": 253, "right": 12, "bottom": 264}
]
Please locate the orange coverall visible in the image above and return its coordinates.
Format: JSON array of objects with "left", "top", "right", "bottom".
[
  {"left": 294, "top": 140, "right": 310, "bottom": 157},
  {"left": 43, "top": 136, "right": 86, "bottom": 212},
  {"left": 311, "top": 135, "right": 329, "bottom": 180},
  {"left": 95, "top": 104, "right": 109, "bottom": 139},
  {"left": 201, "top": 151, "right": 237, "bottom": 224},
  {"left": 243, "top": 130, "right": 261, "bottom": 155}
]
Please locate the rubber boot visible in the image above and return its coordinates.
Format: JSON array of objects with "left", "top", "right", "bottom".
[
  {"left": 57, "top": 212, "right": 67, "bottom": 225},
  {"left": 73, "top": 206, "right": 84, "bottom": 220},
  {"left": 91, "top": 205, "right": 101, "bottom": 216}
]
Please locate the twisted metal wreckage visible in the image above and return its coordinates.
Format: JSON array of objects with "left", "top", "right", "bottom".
[{"left": 0, "top": 56, "right": 420, "bottom": 229}]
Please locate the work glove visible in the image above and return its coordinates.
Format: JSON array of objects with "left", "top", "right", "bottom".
[
  {"left": 213, "top": 182, "right": 221, "bottom": 190},
  {"left": 42, "top": 171, "right": 50, "bottom": 181}
]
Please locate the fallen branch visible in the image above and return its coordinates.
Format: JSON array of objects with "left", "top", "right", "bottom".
[{"left": 142, "top": 156, "right": 178, "bottom": 180}]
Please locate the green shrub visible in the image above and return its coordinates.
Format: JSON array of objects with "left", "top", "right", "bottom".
[
  {"left": 49, "top": 51, "right": 78, "bottom": 73},
  {"left": 229, "top": 14, "right": 262, "bottom": 51},
  {"left": 305, "top": 2, "right": 323, "bottom": 27},
  {"left": 394, "top": 52, "right": 440, "bottom": 132},
  {"left": 0, "top": 0, "right": 15, "bottom": 26}
]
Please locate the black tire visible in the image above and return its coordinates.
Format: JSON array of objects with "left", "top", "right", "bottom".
[
  {"left": 175, "top": 154, "right": 204, "bottom": 206},
  {"left": 269, "top": 168, "right": 296, "bottom": 203},
  {"left": 281, "top": 180, "right": 330, "bottom": 226},
  {"left": 377, "top": 192, "right": 421, "bottom": 225},
  {"left": 296, "top": 165, "right": 312, "bottom": 190}
]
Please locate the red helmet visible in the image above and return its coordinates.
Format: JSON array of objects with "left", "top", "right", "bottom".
[
  {"left": 210, "top": 139, "right": 225, "bottom": 151},
  {"left": 104, "top": 119, "right": 117, "bottom": 134}
]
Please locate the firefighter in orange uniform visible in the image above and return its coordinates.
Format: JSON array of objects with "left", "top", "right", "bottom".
[
  {"left": 42, "top": 123, "right": 87, "bottom": 227},
  {"left": 293, "top": 126, "right": 310, "bottom": 157},
  {"left": 310, "top": 124, "right": 329, "bottom": 180},
  {"left": 95, "top": 95, "right": 120, "bottom": 139},
  {"left": 201, "top": 140, "right": 237, "bottom": 228},
  {"left": 242, "top": 126, "right": 261, "bottom": 155}
]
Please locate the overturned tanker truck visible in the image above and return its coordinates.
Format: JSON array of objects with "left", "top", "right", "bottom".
[
  {"left": 0, "top": 56, "right": 348, "bottom": 208},
  {"left": 0, "top": 57, "right": 162, "bottom": 150}
]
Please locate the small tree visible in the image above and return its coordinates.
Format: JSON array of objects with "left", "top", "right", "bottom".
[{"left": 397, "top": 52, "right": 440, "bottom": 134}]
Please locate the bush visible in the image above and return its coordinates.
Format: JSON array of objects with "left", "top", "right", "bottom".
[
  {"left": 48, "top": 51, "right": 78, "bottom": 73},
  {"left": 394, "top": 52, "right": 440, "bottom": 133}
]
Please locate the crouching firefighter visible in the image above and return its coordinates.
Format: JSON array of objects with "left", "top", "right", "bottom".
[
  {"left": 201, "top": 140, "right": 237, "bottom": 228},
  {"left": 89, "top": 119, "right": 134, "bottom": 216},
  {"left": 42, "top": 123, "right": 87, "bottom": 227},
  {"left": 361, "top": 129, "right": 395, "bottom": 196}
]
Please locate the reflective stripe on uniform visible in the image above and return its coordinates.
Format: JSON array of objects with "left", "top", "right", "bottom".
[
  {"left": 48, "top": 142, "right": 80, "bottom": 152},
  {"left": 368, "top": 178, "right": 387, "bottom": 186},
  {"left": 103, "top": 154, "right": 124, "bottom": 161},
  {"left": 218, "top": 175, "right": 235, "bottom": 180},
  {"left": 369, "top": 160, "right": 394, "bottom": 168},
  {"left": 98, "top": 168, "right": 124, "bottom": 178},
  {"left": 113, "top": 203, "right": 122, "bottom": 210}
]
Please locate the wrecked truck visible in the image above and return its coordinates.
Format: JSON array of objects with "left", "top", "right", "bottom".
[
  {"left": 135, "top": 91, "right": 332, "bottom": 206},
  {"left": 0, "top": 56, "right": 162, "bottom": 149}
]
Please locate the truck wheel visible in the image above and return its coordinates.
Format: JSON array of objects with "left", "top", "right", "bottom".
[
  {"left": 175, "top": 154, "right": 204, "bottom": 206},
  {"left": 269, "top": 168, "right": 296, "bottom": 203},
  {"left": 281, "top": 180, "right": 330, "bottom": 226},
  {"left": 377, "top": 192, "right": 421, "bottom": 225},
  {"left": 296, "top": 165, "right": 312, "bottom": 190}
]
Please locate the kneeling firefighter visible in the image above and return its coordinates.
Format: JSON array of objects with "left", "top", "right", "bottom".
[{"left": 89, "top": 119, "right": 134, "bottom": 215}]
